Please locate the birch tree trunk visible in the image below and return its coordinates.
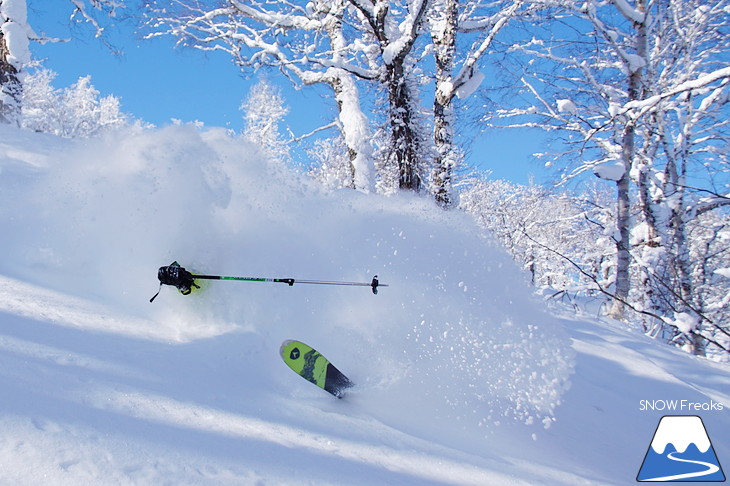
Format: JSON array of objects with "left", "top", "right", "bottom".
[
  {"left": 608, "top": 0, "right": 647, "bottom": 319},
  {"left": 431, "top": 0, "right": 459, "bottom": 206},
  {"left": 324, "top": 7, "right": 375, "bottom": 192},
  {"left": 387, "top": 61, "right": 423, "bottom": 191}
]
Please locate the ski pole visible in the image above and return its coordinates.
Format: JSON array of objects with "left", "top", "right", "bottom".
[{"left": 150, "top": 262, "right": 387, "bottom": 302}]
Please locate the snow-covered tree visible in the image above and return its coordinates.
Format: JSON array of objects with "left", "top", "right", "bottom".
[
  {"left": 1, "top": 0, "right": 33, "bottom": 124},
  {"left": 460, "top": 177, "right": 615, "bottom": 297},
  {"left": 428, "top": 0, "right": 527, "bottom": 206},
  {"left": 493, "top": 0, "right": 730, "bottom": 356},
  {"left": 18, "top": 66, "right": 55, "bottom": 131},
  {"left": 21, "top": 68, "right": 128, "bottom": 137},
  {"left": 307, "top": 136, "right": 354, "bottom": 190},
  {"left": 632, "top": 0, "right": 730, "bottom": 355},
  {"left": 685, "top": 211, "right": 730, "bottom": 359},
  {"left": 145, "top": 0, "right": 376, "bottom": 192},
  {"left": 240, "top": 78, "right": 290, "bottom": 163},
  {"left": 1, "top": 0, "right": 127, "bottom": 125},
  {"left": 499, "top": 0, "right": 652, "bottom": 319},
  {"left": 347, "top": 0, "right": 431, "bottom": 193}
]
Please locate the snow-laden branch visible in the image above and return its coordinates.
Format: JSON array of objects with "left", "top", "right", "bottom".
[
  {"left": 67, "top": 0, "right": 125, "bottom": 43},
  {"left": 694, "top": 191, "right": 730, "bottom": 216},
  {"left": 304, "top": 56, "right": 379, "bottom": 81},
  {"left": 501, "top": 76, "right": 624, "bottom": 184},
  {"left": 609, "top": 0, "right": 647, "bottom": 24},
  {"left": 624, "top": 67, "right": 730, "bottom": 120},
  {"left": 520, "top": 220, "right": 730, "bottom": 352},
  {"left": 382, "top": 0, "right": 429, "bottom": 64},
  {"left": 229, "top": 0, "right": 324, "bottom": 31},
  {"left": 287, "top": 121, "right": 339, "bottom": 143},
  {"left": 449, "top": 0, "right": 523, "bottom": 99}
]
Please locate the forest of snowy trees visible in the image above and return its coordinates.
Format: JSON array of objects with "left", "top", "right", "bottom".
[{"left": 1, "top": 0, "right": 729, "bottom": 359}]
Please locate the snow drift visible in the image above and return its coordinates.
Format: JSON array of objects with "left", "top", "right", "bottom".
[{"left": 0, "top": 123, "right": 573, "bottom": 438}]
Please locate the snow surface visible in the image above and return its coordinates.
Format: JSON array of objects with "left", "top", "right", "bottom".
[{"left": 0, "top": 124, "right": 728, "bottom": 485}]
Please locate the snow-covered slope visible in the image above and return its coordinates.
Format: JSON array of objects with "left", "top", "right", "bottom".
[{"left": 0, "top": 125, "right": 727, "bottom": 485}]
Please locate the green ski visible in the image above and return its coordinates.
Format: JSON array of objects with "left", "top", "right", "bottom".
[{"left": 280, "top": 340, "right": 354, "bottom": 398}]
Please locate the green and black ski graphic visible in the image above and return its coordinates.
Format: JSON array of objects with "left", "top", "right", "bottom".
[{"left": 280, "top": 340, "right": 354, "bottom": 398}]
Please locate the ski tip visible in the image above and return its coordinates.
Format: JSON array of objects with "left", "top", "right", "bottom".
[{"left": 279, "top": 339, "right": 298, "bottom": 356}]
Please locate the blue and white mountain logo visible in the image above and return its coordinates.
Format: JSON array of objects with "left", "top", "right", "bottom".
[{"left": 637, "top": 415, "right": 725, "bottom": 482}]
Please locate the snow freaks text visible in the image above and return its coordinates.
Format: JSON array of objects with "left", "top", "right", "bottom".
[{"left": 639, "top": 400, "right": 725, "bottom": 412}]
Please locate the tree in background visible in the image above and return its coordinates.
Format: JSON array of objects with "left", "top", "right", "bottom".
[
  {"left": 240, "top": 78, "right": 290, "bottom": 163},
  {"left": 307, "top": 136, "right": 354, "bottom": 190},
  {"left": 1, "top": 0, "right": 32, "bottom": 124},
  {"left": 145, "top": 0, "right": 528, "bottom": 202},
  {"left": 460, "top": 178, "right": 615, "bottom": 297},
  {"left": 499, "top": 0, "right": 650, "bottom": 319},
  {"left": 428, "top": 0, "right": 528, "bottom": 207},
  {"left": 145, "top": 0, "right": 376, "bottom": 192},
  {"left": 494, "top": 0, "right": 730, "bottom": 355},
  {"left": 630, "top": 0, "right": 730, "bottom": 355},
  {"left": 345, "top": 0, "right": 431, "bottom": 193},
  {"left": 21, "top": 68, "right": 128, "bottom": 137},
  {"left": 1, "top": 0, "right": 127, "bottom": 125}
]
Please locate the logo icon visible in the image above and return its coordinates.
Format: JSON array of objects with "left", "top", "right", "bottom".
[
  {"left": 290, "top": 347, "right": 300, "bottom": 360},
  {"left": 637, "top": 415, "right": 725, "bottom": 482}
]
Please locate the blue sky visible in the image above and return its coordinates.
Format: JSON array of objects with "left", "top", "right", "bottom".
[{"left": 26, "top": 2, "right": 550, "bottom": 185}]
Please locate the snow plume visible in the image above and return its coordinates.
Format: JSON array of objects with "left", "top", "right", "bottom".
[
  {"left": 409, "top": 316, "right": 573, "bottom": 429},
  {"left": 0, "top": 124, "right": 574, "bottom": 440}
]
